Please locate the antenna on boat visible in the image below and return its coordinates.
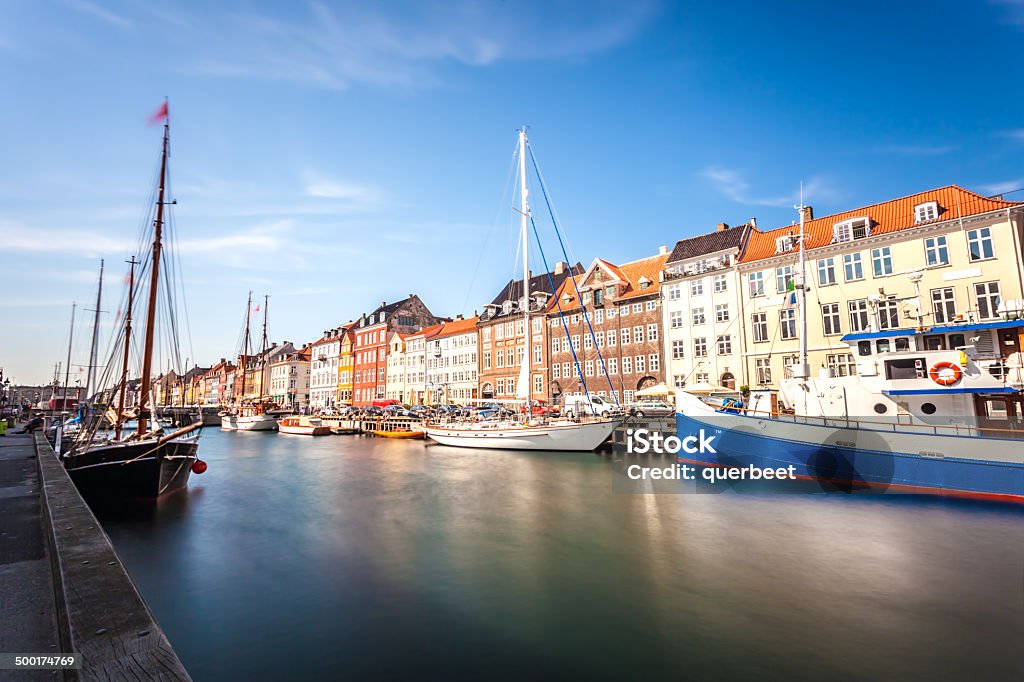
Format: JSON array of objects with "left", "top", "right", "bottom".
[{"left": 793, "top": 183, "right": 810, "bottom": 379}]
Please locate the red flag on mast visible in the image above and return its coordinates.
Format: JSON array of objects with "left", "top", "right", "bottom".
[{"left": 148, "top": 101, "right": 169, "bottom": 125}]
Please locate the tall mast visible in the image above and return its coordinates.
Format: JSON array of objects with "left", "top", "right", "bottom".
[
  {"left": 115, "top": 258, "right": 136, "bottom": 441},
  {"left": 86, "top": 259, "right": 104, "bottom": 401},
  {"left": 259, "top": 294, "right": 269, "bottom": 398},
  {"left": 62, "top": 302, "right": 77, "bottom": 412},
  {"left": 240, "top": 291, "right": 252, "bottom": 400},
  {"left": 518, "top": 127, "right": 532, "bottom": 417},
  {"left": 136, "top": 111, "right": 169, "bottom": 436},
  {"left": 794, "top": 186, "right": 809, "bottom": 378}
]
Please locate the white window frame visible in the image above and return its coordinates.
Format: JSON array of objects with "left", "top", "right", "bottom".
[
  {"left": 915, "top": 201, "right": 938, "bottom": 223},
  {"left": 924, "top": 235, "right": 949, "bottom": 266},
  {"left": 871, "top": 247, "right": 893, "bottom": 277},
  {"left": 843, "top": 253, "right": 864, "bottom": 281}
]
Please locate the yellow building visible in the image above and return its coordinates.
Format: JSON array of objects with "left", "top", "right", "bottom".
[
  {"left": 336, "top": 326, "right": 354, "bottom": 405},
  {"left": 737, "top": 186, "right": 1024, "bottom": 388}
]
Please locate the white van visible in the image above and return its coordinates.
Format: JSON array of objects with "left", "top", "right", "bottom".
[{"left": 563, "top": 394, "right": 615, "bottom": 417}]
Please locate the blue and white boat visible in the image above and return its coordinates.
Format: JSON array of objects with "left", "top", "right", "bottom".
[{"left": 675, "top": 201, "right": 1024, "bottom": 502}]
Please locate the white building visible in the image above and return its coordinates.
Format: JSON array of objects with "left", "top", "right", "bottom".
[
  {"left": 309, "top": 328, "right": 343, "bottom": 408},
  {"left": 270, "top": 346, "right": 311, "bottom": 411},
  {"left": 661, "top": 222, "right": 751, "bottom": 403},
  {"left": 385, "top": 333, "right": 407, "bottom": 402},
  {"left": 403, "top": 323, "right": 443, "bottom": 404},
  {"left": 430, "top": 316, "right": 479, "bottom": 404}
]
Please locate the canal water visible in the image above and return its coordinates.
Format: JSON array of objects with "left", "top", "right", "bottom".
[{"left": 96, "top": 428, "right": 1024, "bottom": 681}]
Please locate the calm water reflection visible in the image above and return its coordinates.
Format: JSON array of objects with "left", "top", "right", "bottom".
[{"left": 96, "top": 429, "right": 1024, "bottom": 681}]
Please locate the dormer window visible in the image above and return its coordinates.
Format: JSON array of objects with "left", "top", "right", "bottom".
[
  {"left": 638, "top": 276, "right": 652, "bottom": 290},
  {"left": 915, "top": 201, "right": 939, "bottom": 223},
  {"left": 832, "top": 217, "right": 871, "bottom": 243},
  {"left": 775, "top": 235, "right": 795, "bottom": 253}
]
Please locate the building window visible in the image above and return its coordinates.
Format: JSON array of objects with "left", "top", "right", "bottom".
[
  {"left": 633, "top": 325, "right": 644, "bottom": 343},
  {"left": 752, "top": 313, "right": 768, "bottom": 342},
  {"left": 692, "top": 307, "right": 706, "bottom": 325},
  {"left": 871, "top": 247, "right": 893, "bottom": 277},
  {"left": 826, "top": 353, "right": 856, "bottom": 377},
  {"left": 782, "top": 355, "right": 800, "bottom": 379},
  {"left": 832, "top": 217, "right": 871, "bottom": 243},
  {"left": 843, "top": 253, "right": 864, "bottom": 281},
  {"left": 713, "top": 274, "right": 728, "bottom": 293},
  {"left": 571, "top": 335, "right": 580, "bottom": 350},
  {"left": 594, "top": 309, "right": 604, "bottom": 324},
  {"left": 635, "top": 355, "right": 645, "bottom": 373},
  {"left": 667, "top": 284, "right": 681, "bottom": 301},
  {"left": 632, "top": 303, "right": 643, "bottom": 313},
  {"left": 715, "top": 304, "right": 729, "bottom": 323},
  {"left": 748, "top": 272, "right": 765, "bottom": 297},
  {"left": 775, "top": 235, "right": 795, "bottom": 253},
  {"left": 552, "top": 339, "right": 559, "bottom": 355},
  {"left": 672, "top": 340, "right": 685, "bottom": 359},
  {"left": 646, "top": 300, "right": 657, "bottom": 311},
  {"left": 755, "top": 358, "right": 772, "bottom": 385},
  {"left": 967, "top": 227, "right": 994, "bottom": 261},
  {"left": 533, "top": 345, "right": 542, "bottom": 364},
  {"left": 673, "top": 375, "right": 686, "bottom": 388},
  {"left": 915, "top": 201, "right": 938, "bottom": 223},
  {"left": 620, "top": 328, "right": 631, "bottom": 345},
  {"left": 817, "top": 258, "right": 836, "bottom": 286},
  {"left": 877, "top": 298, "right": 900, "bottom": 329},
  {"left": 775, "top": 266, "right": 794, "bottom": 293},
  {"left": 585, "top": 360, "right": 594, "bottom": 376},
  {"left": 717, "top": 335, "right": 732, "bottom": 355},
  {"left": 648, "top": 354, "right": 660, "bottom": 372},
  {"left": 647, "top": 324, "right": 658, "bottom": 342},
  {"left": 622, "top": 356, "right": 633, "bottom": 374},
  {"left": 848, "top": 299, "right": 870, "bottom": 332},
  {"left": 620, "top": 306, "right": 629, "bottom": 317},
  {"left": 694, "top": 337, "right": 707, "bottom": 357},
  {"left": 931, "top": 287, "right": 956, "bottom": 323},
  {"left": 670, "top": 310, "right": 683, "bottom": 329},
  {"left": 607, "top": 358, "right": 618, "bottom": 374},
  {"left": 924, "top": 235, "right": 949, "bottom": 266},
  {"left": 779, "top": 309, "right": 797, "bottom": 339},
  {"left": 496, "top": 351, "right": 504, "bottom": 368},
  {"left": 690, "top": 279, "right": 704, "bottom": 297},
  {"left": 975, "top": 281, "right": 1001, "bottom": 320},
  {"left": 821, "top": 303, "right": 842, "bottom": 336},
  {"left": 533, "top": 374, "right": 543, "bottom": 394},
  {"left": 584, "top": 334, "right": 593, "bottom": 350},
  {"left": 607, "top": 330, "right": 616, "bottom": 347},
  {"left": 561, "top": 362, "right": 570, "bottom": 378}
]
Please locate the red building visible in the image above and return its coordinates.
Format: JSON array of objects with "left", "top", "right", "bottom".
[{"left": 352, "top": 295, "right": 440, "bottom": 406}]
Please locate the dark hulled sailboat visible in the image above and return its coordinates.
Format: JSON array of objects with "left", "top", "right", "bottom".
[{"left": 63, "top": 103, "right": 205, "bottom": 502}]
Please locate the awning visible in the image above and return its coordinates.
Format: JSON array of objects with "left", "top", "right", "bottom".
[{"left": 636, "top": 383, "right": 674, "bottom": 397}]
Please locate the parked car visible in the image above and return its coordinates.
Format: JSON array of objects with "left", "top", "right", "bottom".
[
  {"left": 519, "top": 400, "right": 560, "bottom": 417},
  {"left": 361, "top": 405, "right": 384, "bottom": 417},
  {"left": 563, "top": 394, "right": 616, "bottom": 417},
  {"left": 627, "top": 399, "right": 675, "bottom": 418}
]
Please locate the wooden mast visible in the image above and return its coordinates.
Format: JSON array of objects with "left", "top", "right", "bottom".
[
  {"left": 85, "top": 259, "right": 104, "bottom": 402},
  {"left": 259, "top": 294, "right": 269, "bottom": 400},
  {"left": 239, "top": 291, "right": 252, "bottom": 402},
  {"left": 136, "top": 109, "right": 169, "bottom": 436},
  {"left": 115, "top": 257, "right": 136, "bottom": 441}
]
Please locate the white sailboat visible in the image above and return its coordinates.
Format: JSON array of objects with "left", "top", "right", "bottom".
[
  {"left": 221, "top": 292, "right": 278, "bottom": 431},
  {"left": 424, "top": 129, "right": 619, "bottom": 452}
]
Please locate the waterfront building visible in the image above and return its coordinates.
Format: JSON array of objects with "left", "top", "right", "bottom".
[
  {"left": 737, "top": 185, "right": 1024, "bottom": 388},
  {"left": 431, "top": 316, "right": 479, "bottom": 404},
  {"left": 242, "top": 342, "right": 295, "bottom": 400},
  {"left": 199, "top": 359, "right": 234, "bottom": 405},
  {"left": 546, "top": 253, "right": 668, "bottom": 406},
  {"left": 270, "top": 345, "right": 311, "bottom": 411},
  {"left": 154, "top": 370, "right": 177, "bottom": 406},
  {"left": 385, "top": 333, "right": 407, "bottom": 403},
  {"left": 352, "top": 296, "right": 440, "bottom": 406},
  {"left": 403, "top": 323, "right": 444, "bottom": 405},
  {"left": 661, "top": 223, "right": 751, "bottom": 399},
  {"left": 477, "top": 262, "right": 580, "bottom": 402},
  {"left": 337, "top": 329, "right": 354, "bottom": 405},
  {"left": 223, "top": 367, "right": 235, "bottom": 405},
  {"left": 310, "top": 328, "right": 346, "bottom": 409}
]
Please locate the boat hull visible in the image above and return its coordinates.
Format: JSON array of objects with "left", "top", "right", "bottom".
[
  {"left": 221, "top": 414, "right": 278, "bottom": 431},
  {"left": 675, "top": 409, "right": 1024, "bottom": 502},
  {"left": 279, "top": 424, "right": 332, "bottom": 436},
  {"left": 424, "top": 419, "right": 618, "bottom": 451},
  {"left": 65, "top": 436, "right": 199, "bottom": 503},
  {"left": 371, "top": 430, "right": 425, "bottom": 439}
]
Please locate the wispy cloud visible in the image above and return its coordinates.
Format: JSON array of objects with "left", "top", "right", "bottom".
[
  {"left": 156, "top": 0, "right": 660, "bottom": 90},
  {"left": 699, "top": 167, "right": 840, "bottom": 207},
  {"left": 999, "top": 128, "right": 1024, "bottom": 141},
  {"left": 977, "top": 179, "right": 1024, "bottom": 195},
  {"left": 872, "top": 143, "right": 956, "bottom": 156},
  {"left": 65, "top": 0, "right": 133, "bottom": 30},
  {"left": 990, "top": 0, "right": 1024, "bottom": 27},
  {"left": 303, "top": 175, "right": 381, "bottom": 203}
]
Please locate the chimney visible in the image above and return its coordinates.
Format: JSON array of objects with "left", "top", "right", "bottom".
[
  {"left": 750, "top": 217, "right": 757, "bottom": 229},
  {"left": 554, "top": 261, "right": 566, "bottom": 275},
  {"left": 802, "top": 206, "right": 813, "bottom": 221},
  {"left": 381, "top": 301, "right": 387, "bottom": 309},
  {"left": 658, "top": 245, "right": 669, "bottom": 255},
  {"left": 717, "top": 222, "right": 729, "bottom": 232}
]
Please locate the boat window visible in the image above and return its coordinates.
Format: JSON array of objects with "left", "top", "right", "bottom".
[
  {"left": 876, "top": 339, "right": 891, "bottom": 353},
  {"left": 920, "top": 402, "right": 937, "bottom": 415},
  {"left": 949, "top": 333, "right": 966, "bottom": 349},
  {"left": 923, "top": 335, "right": 945, "bottom": 351},
  {"left": 885, "top": 358, "right": 921, "bottom": 380},
  {"left": 895, "top": 338, "right": 910, "bottom": 351},
  {"left": 857, "top": 340, "right": 872, "bottom": 356}
]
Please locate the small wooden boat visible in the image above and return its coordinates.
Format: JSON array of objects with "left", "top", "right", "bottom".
[
  {"left": 370, "top": 429, "right": 425, "bottom": 439},
  {"left": 278, "top": 416, "right": 331, "bottom": 436},
  {"left": 330, "top": 426, "right": 360, "bottom": 435}
]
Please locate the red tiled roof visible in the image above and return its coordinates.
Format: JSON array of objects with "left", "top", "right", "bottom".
[
  {"left": 409, "top": 322, "right": 446, "bottom": 339},
  {"left": 615, "top": 254, "right": 669, "bottom": 300},
  {"left": 740, "top": 185, "right": 1021, "bottom": 263},
  {"left": 436, "top": 316, "right": 479, "bottom": 338}
]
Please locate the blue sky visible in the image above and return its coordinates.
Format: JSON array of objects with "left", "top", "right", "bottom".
[{"left": 2, "top": 0, "right": 1023, "bottom": 385}]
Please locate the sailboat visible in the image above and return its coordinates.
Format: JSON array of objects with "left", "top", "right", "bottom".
[
  {"left": 221, "top": 293, "right": 279, "bottom": 431},
  {"left": 423, "top": 129, "right": 619, "bottom": 451},
  {"left": 63, "top": 103, "right": 206, "bottom": 502},
  {"left": 675, "top": 196, "right": 1024, "bottom": 502}
]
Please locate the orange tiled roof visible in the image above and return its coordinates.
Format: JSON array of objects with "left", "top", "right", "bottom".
[
  {"left": 548, "top": 274, "right": 583, "bottom": 312},
  {"left": 615, "top": 253, "right": 669, "bottom": 300},
  {"left": 436, "top": 316, "right": 479, "bottom": 338},
  {"left": 740, "top": 185, "right": 1021, "bottom": 263},
  {"left": 410, "top": 322, "right": 446, "bottom": 339}
]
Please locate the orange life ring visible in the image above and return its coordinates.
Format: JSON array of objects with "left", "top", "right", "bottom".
[{"left": 929, "top": 361, "right": 962, "bottom": 386}]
